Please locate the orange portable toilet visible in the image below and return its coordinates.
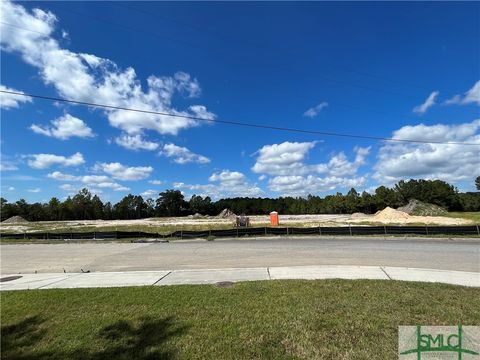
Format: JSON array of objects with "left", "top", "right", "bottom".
[{"left": 269, "top": 211, "right": 279, "bottom": 226}]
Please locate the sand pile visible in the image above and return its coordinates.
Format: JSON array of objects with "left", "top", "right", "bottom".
[
  {"left": 2, "top": 215, "right": 29, "bottom": 223},
  {"left": 217, "top": 209, "right": 236, "bottom": 219},
  {"left": 373, "top": 207, "right": 411, "bottom": 221},
  {"left": 398, "top": 199, "right": 447, "bottom": 216}
]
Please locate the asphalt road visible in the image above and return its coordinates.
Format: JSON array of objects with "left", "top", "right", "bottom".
[{"left": 1, "top": 237, "right": 479, "bottom": 274}]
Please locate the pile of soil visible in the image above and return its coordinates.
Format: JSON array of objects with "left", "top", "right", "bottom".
[
  {"left": 2, "top": 215, "right": 29, "bottom": 223},
  {"left": 217, "top": 209, "right": 236, "bottom": 219},
  {"left": 397, "top": 199, "right": 447, "bottom": 216},
  {"left": 373, "top": 207, "right": 410, "bottom": 222},
  {"left": 188, "top": 213, "right": 205, "bottom": 219}
]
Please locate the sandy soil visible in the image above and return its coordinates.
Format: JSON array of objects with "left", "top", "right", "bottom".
[{"left": 0, "top": 212, "right": 473, "bottom": 233}]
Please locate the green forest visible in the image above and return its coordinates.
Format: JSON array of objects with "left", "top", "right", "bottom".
[{"left": 1, "top": 178, "right": 480, "bottom": 222}]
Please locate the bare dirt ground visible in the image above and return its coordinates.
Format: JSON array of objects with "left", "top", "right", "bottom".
[{"left": 0, "top": 212, "right": 473, "bottom": 233}]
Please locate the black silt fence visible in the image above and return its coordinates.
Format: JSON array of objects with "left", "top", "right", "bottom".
[{"left": 1, "top": 225, "right": 479, "bottom": 240}]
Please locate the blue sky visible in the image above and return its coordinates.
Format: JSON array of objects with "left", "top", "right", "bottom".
[{"left": 1, "top": 1, "right": 479, "bottom": 203}]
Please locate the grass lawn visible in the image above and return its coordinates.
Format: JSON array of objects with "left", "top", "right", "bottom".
[
  {"left": 444, "top": 212, "right": 480, "bottom": 223},
  {"left": 2, "top": 280, "right": 479, "bottom": 360}
]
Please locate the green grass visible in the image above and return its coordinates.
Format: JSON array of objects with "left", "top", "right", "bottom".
[
  {"left": 2, "top": 280, "right": 479, "bottom": 359},
  {"left": 444, "top": 212, "right": 480, "bottom": 223}
]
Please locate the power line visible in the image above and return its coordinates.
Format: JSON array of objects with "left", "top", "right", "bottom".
[
  {"left": 2, "top": 89, "right": 479, "bottom": 146},
  {"left": 0, "top": 12, "right": 423, "bottom": 101},
  {"left": 0, "top": 17, "right": 446, "bottom": 124}
]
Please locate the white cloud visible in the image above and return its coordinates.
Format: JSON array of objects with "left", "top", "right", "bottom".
[
  {"left": 413, "top": 91, "right": 438, "bottom": 114},
  {"left": 49, "top": 171, "right": 129, "bottom": 191},
  {"left": 149, "top": 180, "right": 162, "bottom": 185},
  {"left": 268, "top": 175, "right": 367, "bottom": 196},
  {"left": 374, "top": 119, "right": 480, "bottom": 184},
  {"left": 8, "top": 186, "right": 15, "bottom": 191},
  {"left": 0, "top": 0, "right": 215, "bottom": 136},
  {"left": 209, "top": 170, "right": 246, "bottom": 186},
  {"left": 30, "top": 114, "right": 94, "bottom": 139},
  {"left": 114, "top": 134, "right": 159, "bottom": 151},
  {"left": 0, "top": 84, "right": 32, "bottom": 109},
  {"left": 0, "top": 155, "right": 18, "bottom": 171},
  {"left": 161, "top": 143, "right": 210, "bottom": 164},
  {"left": 27, "top": 188, "right": 41, "bottom": 193},
  {"left": 252, "top": 141, "right": 317, "bottom": 176},
  {"left": 445, "top": 80, "right": 480, "bottom": 106},
  {"left": 251, "top": 141, "right": 370, "bottom": 196},
  {"left": 303, "top": 102, "right": 328, "bottom": 118},
  {"left": 174, "top": 170, "right": 262, "bottom": 199},
  {"left": 94, "top": 162, "right": 153, "bottom": 180},
  {"left": 27, "top": 152, "right": 85, "bottom": 169},
  {"left": 140, "top": 189, "right": 158, "bottom": 198},
  {"left": 252, "top": 141, "right": 370, "bottom": 177}
]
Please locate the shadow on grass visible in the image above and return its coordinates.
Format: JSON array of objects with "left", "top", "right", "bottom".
[
  {"left": 1, "top": 315, "right": 47, "bottom": 360},
  {"left": 2, "top": 316, "right": 188, "bottom": 360}
]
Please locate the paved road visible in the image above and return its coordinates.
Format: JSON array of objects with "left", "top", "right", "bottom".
[{"left": 1, "top": 237, "right": 479, "bottom": 274}]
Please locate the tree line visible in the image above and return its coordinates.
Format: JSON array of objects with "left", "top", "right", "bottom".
[{"left": 1, "top": 178, "right": 479, "bottom": 222}]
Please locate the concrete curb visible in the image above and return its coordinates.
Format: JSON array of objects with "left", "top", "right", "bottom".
[{"left": 1, "top": 266, "right": 478, "bottom": 291}]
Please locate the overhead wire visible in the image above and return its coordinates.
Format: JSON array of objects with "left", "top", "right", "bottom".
[{"left": 2, "top": 89, "right": 479, "bottom": 147}]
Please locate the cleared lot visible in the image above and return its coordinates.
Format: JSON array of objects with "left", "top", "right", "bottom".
[{"left": 2, "top": 237, "right": 479, "bottom": 273}]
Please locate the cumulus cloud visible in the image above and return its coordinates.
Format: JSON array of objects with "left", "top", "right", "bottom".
[
  {"left": 0, "top": 0, "right": 215, "bottom": 136},
  {"left": 48, "top": 171, "right": 129, "bottom": 191},
  {"left": 161, "top": 143, "right": 210, "bottom": 164},
  {"left": 268, "top": 175, "right": 367, "bottom": 196},
  {"left": 27, "top": 152, "right": 85, "bottom": 169},
  {"left": 0, "top": 84, "right": 32, "bottom": 109},
  {"left": 30, "top": 114, "right": 94, "bottom": 139},
  {"left": 27, "top": 188, "right": 41, "bottom": 193},
  {"left": 303, "top": 102, "right": 328, "bottom": 118},
  {"left": 251, "top": 141, "right": 370, "bottom": 196},
  {"left": 149, "top": 180, "right": 162, "bottom": 185},
  {"left": 114, "top": 134, "right": 159, "bottom": 151},
  {"left": 445, "top": 80, "right": 480, "bottom": 106},
  {"left": 174, "top": 170, "right": 262, "bottom": 199},
  {"left": 413, "top": 91, "right": 438, "bottom": 114},
  {"left": 209, "top": 170, "right": 246, "bottom": 186},
  {"left": 252, "top": 141, "right": 370, "bottom": 177},
  {"left": 140, "top": 189, "right": 158, "bottom": 198},
  {"left": 0, "top": 154, "right": 18, "bottom": 171},
  {"left": 94, "top": 162, "right": 153, "bottom": 181},
  {"left": 373, "top": 119, "right": 480, "bottom": 184},
  {"left": 252, "top": 141, "right": 317, "bottom": 176}
]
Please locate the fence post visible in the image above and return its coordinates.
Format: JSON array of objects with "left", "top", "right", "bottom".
[
  {"left": 384, "top": 226, "right": 387, "bottom": 235},
  {"left": 319, "top": 226, "right": 321, "bottom": 235},
  {"left": 349, "top": 225, "right": 352, "bottom": 236},
  {"left": 477, "top": 225, "right": 480, "bottom": 236},
  {"left": 180, "top": 230, "right": 183, "bottom": 239},
  {"left": 425, "top": 226, "right": 429, "bottom": 236},
  {"left": 264, "top": 227, "right": 267, "bottom": 236},
  {"left": 209, "top": 229, "right": 211, "bottom": 237},
  {"left": 236, "top": 228, "right": 239, "bottom": 237},
  {"left": 287, "top": 227, "right": 289, "bottom": 236}
]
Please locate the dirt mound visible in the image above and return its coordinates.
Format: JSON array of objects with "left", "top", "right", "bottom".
[
  {"left": 397, "top": 199, "right": 447, "bottom": 216},
  {"left": 217, "top": 208, "right": 236, "bottom": 219},
  {"left": 188, "top": 213, "right": 205, "bottom": 219},
  {"left": 373, "top": 207, "right": 410, "bottom": 221},
  {"left": 2, "top": 215, "right": 29, "bottom": 223}
]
